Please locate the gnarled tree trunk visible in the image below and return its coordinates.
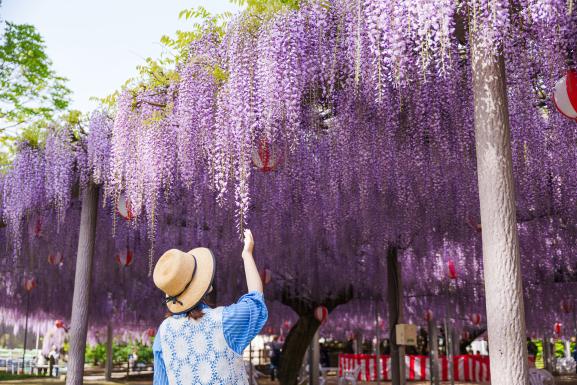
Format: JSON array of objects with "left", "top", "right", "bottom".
[
  {"left": 278, "top": 314, "right": 321, "bottom": 385},
  {"left": 278, "top": 285, "right": 354, "bottom": 385}
]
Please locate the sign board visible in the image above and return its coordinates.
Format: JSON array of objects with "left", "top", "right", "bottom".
[{"left": 396, "top": 323, "right": 417, "bottom": 346}]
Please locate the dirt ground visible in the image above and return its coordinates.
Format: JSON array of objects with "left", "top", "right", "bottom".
[{"left": 2, "top": 374, "right": 577, "bottom": 384}]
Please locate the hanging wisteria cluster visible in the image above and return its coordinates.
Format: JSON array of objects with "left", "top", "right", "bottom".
[{"left": 1, "top": 0, "right": 577, "bottom": 340}]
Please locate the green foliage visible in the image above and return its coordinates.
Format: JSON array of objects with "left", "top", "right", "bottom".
[
  {"left": 85, "top": 343, "right": 107, "bottom": 366},
  {"left": 230, "top": 0, "right": 301, "bottom": 12},
  {"left": 85, "top": 340, "right": 154, "bottom": 367},
  {"left": 0, "top": 21, "right": 71, "bottom": 127},
  {"left": 553, "top": 339, "right": 575, "bottom": 358},
  {"left": 0, "top": 373, "right": 39, "bottom": 381}
]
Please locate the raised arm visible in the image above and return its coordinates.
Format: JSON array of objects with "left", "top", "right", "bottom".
[{"left": 242, "top": 229, "right": 263, "bottom": 293}]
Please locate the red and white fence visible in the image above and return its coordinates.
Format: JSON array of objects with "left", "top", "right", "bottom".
[{"left": 338, "top": 354, "right": 490, "bottom": 382}]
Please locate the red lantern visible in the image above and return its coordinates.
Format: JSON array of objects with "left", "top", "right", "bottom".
[
  {"left": 47, "top": 252, "right": 63, "bottom": 266},
  {"left": 560, "top": 299, "right": 573, "bottom": 314},
  {"left": 314, "top": 306, "right": 329, "bottom": 324},
  {"left": 469, "top": 313, "right": 482, "bottom": 326},
  {"left": 146, "top": 328, "right": 156, "bottom": 338},
  {"left": 424, "top": 309, "right": 434, "bottom": 322},
  {"left": 115, "top": 249, "right": 133, "bottom": 267},
  {"left": 55, "top": 320, "right": 64, "bottom": 329},
  {"left": 447, "top": 260, "right": 458, "bottom": 280},
  {"left": 33, "top": 218, "right": 43, "bottom": 238},
  {"left": 554, "top": 322, "right": 563, "bottom": 335},
  {"left": 252, "top": 138, "right": 282, "bottom": 172},
  {"left": 259, "top": 268, "right": 272, "bottom": 285},
  {"left": 553, "top": 70, "right": 577, "bottom": 120},
  {"left": 24, "top": 278, "right": 36, "bottom": 292},
  {"left": 117, "top": 194, "right": 135, "bottom": 220}
]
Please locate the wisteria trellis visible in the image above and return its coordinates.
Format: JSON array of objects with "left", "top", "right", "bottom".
[{"left": 1, "top": 0, "right": 577, "bottom": 340}]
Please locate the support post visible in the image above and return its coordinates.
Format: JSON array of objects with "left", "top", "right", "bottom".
[
  {"left": 309, "top": 329, "right": 320, "bottom": 385},
  {"left": 105, "top": 322, "right": 113, "bottom": 381},
  {"left": 544, "top": 336, "right": 553, "bottom": 372},
  {"left": 471, "top": 33, "right": 529, "bottom": 385},
  {"left": 66, "top": 183, "right": 99, "bottom": 385},
  {"left": 428, "top": 320, "right": 440, "bottom": 385},
  {"left": 35, "top": 324, "right": 40, "bottom": 353},
  {"left": 249, "top": 341, "right": 253, "bottom": 383},
  {"left": 355, "top": 332, "right": 362, "bottom": 355},
  {"left": 375, "top": 304, "right": 382, "bottom": 385},
  {"left": 387, "top": 246, "right": 405, "bottom": 385},
  {"left": 21, "top": 291, "right": 30, "bottom": 374},
  {"left": 444, "top": 319, "right": 455, "bottom": 385}
]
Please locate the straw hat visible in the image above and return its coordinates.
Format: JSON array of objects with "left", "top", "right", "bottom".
[{"left": 153, "top": 247, "right": 215, "bottom": 314}]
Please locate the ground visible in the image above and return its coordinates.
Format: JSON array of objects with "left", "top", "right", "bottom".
[{"left": 1, "top": 376, "right": 577, "bottom": 384}]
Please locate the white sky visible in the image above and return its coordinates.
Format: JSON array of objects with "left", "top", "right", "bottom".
[{"left": 2, "top": 0, "right": 241, "bottom": 113}]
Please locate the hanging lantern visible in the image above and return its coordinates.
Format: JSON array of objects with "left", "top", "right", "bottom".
[
  {"left": 560, "top": 299, "right": 573, "bottom": 314},
  {"left": 55, "top": 320, "right": 64, "bottom": 329},
  {"left": 47, "top": 252, "right": 63, "bottom": 266},
  {"left": 24, "top": 278, "right": 36, "bottom": 292},
  {"left": 252, "top": 138, "right": 282, "bottom": 172},
  {"left": 115, "top": 249, "right": 134, "bottom": 267},
  {"left": 553, "top": 70, "right": 577, "bottom": 120},
  {"left": 424, "top": 309, "right": 434, "bottom": 322},
  {"left": 117, "top": 193, "right": 135, "bottom": 220},
  {"left": 314, "top": 306, "right": 329, "bottom": 324},
  {"left": 259, "top": 268, "right": 272, "bottom": 285},
  {"left": 447, "top": 260, "right": 458, "bottom": 280},
  {"left": 554, "top": 322, "right": 563, "bottom": 335},
  {"left": 469, "top": 313, "right": 482, "bottom": 326},
  {"left": 146, "top": 328, "right": 156, "bottom": 338},
  {"left": 33, "top": 218, "right": 43, "bottom": 238}
]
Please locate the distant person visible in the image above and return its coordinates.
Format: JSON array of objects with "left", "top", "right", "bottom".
[
  {"left": 128, "top": 349, "right": 138, "bottom": 371},
  {"left": 344, "top": 338, "right": 355, "bottom": 354},
  {"left": 320, "top": 343, "right": 330, "bottom": 367},
  {"left": 527, "top": 338, "right": 538, "bottom": 367},
  {"left": 572, "top": 344, "right": 577, "bottom": 373},
  {"left": 268, "top": 336, "right": 282, "bottom": 381},
  {"left": 36, "top": 353, "right": 47, "bottom": 375},
  {"left": 153, "top": 229, "right": 268, "bottom": 384},
  {"left": 48, "top": 345, "right": 59, "bottom": 377},
  {"left": 381, "top": 339, "right": 391, "bottom": 355}
]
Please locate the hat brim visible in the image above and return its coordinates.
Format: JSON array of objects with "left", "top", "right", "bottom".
[{"left": 166, "top": 247, "right": 215, "bottom": 314}]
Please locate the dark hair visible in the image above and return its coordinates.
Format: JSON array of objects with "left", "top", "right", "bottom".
[
  {"left": 165, "top": 306, "right": 205, "bottom": 320},
  {"left": 186, "top": 308, "right": 205, "bottom": 320}
]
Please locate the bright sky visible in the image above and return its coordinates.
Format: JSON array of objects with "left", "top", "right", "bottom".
[{"left": 2, "top": 0, "right": 241, "bottom": 113}]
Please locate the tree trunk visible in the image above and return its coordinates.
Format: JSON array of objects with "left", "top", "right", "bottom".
[
  {"left": 542, "top": 337, "right": 551, "bottom": 372},
  {"left": 428, "top": 320, "right": 440, "bottom": 385},
  {"left": 279, "top": 315, "right": 320, "bottom": 385},
  {"left": 471, "top": 35, "right": 529, "bottom": 385},
  {"left": 387, "top": 246, "right": 405, "bottom": 385},
  {"left": 66, "top": 183, "right": 99, "bottom": 385},
  {"left": 309, "top": 329, "right": 320, "bottom": 385},
  {"left": 105, "top": 322, "right": 113, "bottom": 381}
]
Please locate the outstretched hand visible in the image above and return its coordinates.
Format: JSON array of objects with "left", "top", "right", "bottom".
[{"left": 243, "top": 229, "right": 254, "bottom": 257}]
